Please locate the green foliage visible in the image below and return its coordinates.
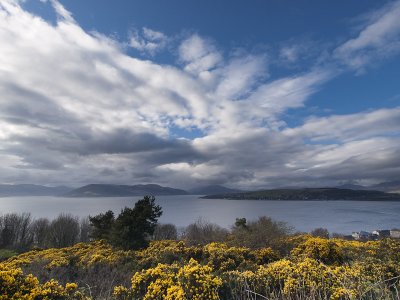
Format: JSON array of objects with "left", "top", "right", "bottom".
[
  {"left": 90, "top": 196, "right": 162, "bottom": 250},
  {"left": 234, "top": 217, "right": 247, "bottom": 229},
  {"left": 111, "top": 196, "right": 162, "bottom": 250},
  {"left": 89, "top": 210, "right": 115, "bottom": 240},
  {"left": 0, "top": 249, "right": 17, "bottom": 261}
]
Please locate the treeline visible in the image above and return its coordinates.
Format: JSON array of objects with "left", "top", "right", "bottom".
[
  {"left": 0, "top": 195, "right": 297, "bottom": 257},
  {"left": 0, "top": 214, "right": 295, "bottom": 256},
  {"left": 1, "top": 195, "right": 340, "bottom": 259},
  {"left": 0, "top": 213, "right": 90, "bottom": 253}
]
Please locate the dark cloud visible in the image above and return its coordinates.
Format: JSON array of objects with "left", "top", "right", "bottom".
[{"left": 0, "top": 1, "right": 399, "bottom": 189}]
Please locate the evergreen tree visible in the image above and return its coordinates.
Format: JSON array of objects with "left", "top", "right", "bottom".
[
  {"left": 89, "top": 210, "right": 115, "bottom": 240},
  {"left": 89, "top": 196, "right": 162, "bottom": 250},
  {"left": 111, "top": 196, "right": 162, "bottom": 250}
]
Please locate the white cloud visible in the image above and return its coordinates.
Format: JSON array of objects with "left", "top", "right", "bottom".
[
  {"left": 50, "top": 0, "right": 74, "bottom": 23},
  {"left": 0, "top": 0, "right": 399, "bottom": 188},
  {"left": 280, "top": 46, "right": 299, "bottom": 63},
  {"left": 335, "top": 1, "right": 400, "bottom": 70},
  {"left": 283, "top": 108, "right": 400, "bottom": 142},
  {"left": 178, "top": 34, "right": 222, "bottom": 75},
  {"left": 215, "top": 54, "right": 267, "bottom": 100},
  {"left": 243, "top": 69, "right": 334, "bottom": 129},
  {"left": 129, "top": 27, "right": 168, "bottom": 55}
]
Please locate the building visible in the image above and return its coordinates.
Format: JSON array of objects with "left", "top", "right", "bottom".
[
  {"left": 390, "top": 229, "right": 400, "bottom": 239},
  {"left": 372, "top": 230, "right": 391, "bottom": 239},
  {"left": 352, "top": 231, "right": 371, "bottom": 240}
]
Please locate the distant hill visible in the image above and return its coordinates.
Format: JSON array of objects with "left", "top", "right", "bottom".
[
  {"left": 0, "top": 184, "right": 72, "bottom": 197},
  {"left": 201, "top": 188, "right": 400, "bottom": 201},
  {"left": 188, "top": 185, "right": 243, "bottom": 195},
  {"left": 371, "top": 181, "right": 400, "bottom": 193},
  {"left": 336, "top": 181, "right": 400, "bottom": 193},
  {"left": 65, "top": 184, "right": 188, "bottom": 197},
  {"left": 335, "top": 184, "right": 369, "bottom": 190}
]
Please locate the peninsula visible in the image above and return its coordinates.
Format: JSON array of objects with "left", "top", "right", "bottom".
[{"left": 201, "top": 188, "right": 400, "bottom": 201}]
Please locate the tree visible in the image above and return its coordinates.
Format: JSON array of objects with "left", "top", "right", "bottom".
[
  {"left": 79, "top": 217, "right": 92, "bottom": 243},
  {"left": 153, "top": 223, "right": 178, "bottom": 240},
  {"left": 111, "top": 196, "right": 162, "bottom": 250},
  {"left": 90, "top": 196, "right": 162, "bottom": 250},
  {"left": 182, "top": 218, "right": 228, "bottom": 245},
  {"left": 0, "top": 213, "right": 32, "bottom": 251},
  {"left": 234, "top": 217, "right": 247, "bottom": 229},
  {"left": 30, "top": 218, "right": 50, "bottom": 248},
  {"left": 311, "top": 227, "right": 330, "bottom": 239},
  {"left": 47, "top": 214, "right": 79, "bottom": 248},
  {"left": 89, "top": 211, "right": 115, "bottom": 240},
  {"left": 230, "top": 216, "right": 293, "bottom": 249}
]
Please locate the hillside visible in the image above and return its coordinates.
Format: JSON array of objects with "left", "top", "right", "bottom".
[
  {"left": 336, "top": 181, "right": 400, "bottom": 193},
  {"left": 201, "top": 187, "right": 400, "bottom": 201},
  {"left": 188, "top": 184, "right": 243, "bottom": 195},
  {"left": 0, "top": 184, "right": 72, "bottom": 197},
  {"left": 371, "top": 180, "right": 400, "bottom": 193},
  {"left": 65, "top": 184, "right": 188, "bottom": 197}
]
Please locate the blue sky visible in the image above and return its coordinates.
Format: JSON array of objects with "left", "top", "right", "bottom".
[{"left": 0, "top": 0, "right": 399, "bottom": 189}]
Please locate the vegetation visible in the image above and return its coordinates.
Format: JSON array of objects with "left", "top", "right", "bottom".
[
  {"left": 89, "top": 195, "right": 162, "bottom": 250},
  {"left": 1, "top": 236, "right": 400, "bottom": 299},
  {"left": 1, "top": 197, "right": 400, "bottom": 299},
  {"left": 0, "top": 213, "right": 89, "bottom": 251},
  {"left": 202, "top": 187, "right": 400, "bottom": 201}
]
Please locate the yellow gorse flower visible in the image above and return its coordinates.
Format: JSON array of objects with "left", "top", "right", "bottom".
[{"left": 1, "top": 235, "right": 400, "bottom": 299}]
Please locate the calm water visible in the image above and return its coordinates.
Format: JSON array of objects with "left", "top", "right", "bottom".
[{"left": 1, "top": 195, "right": 400, "bottom": 234}]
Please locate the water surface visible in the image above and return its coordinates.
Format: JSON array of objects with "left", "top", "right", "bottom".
[{"left": 1, "top": 195, "right": 399, "bottom": 234}]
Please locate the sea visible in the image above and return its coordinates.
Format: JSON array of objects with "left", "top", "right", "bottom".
[{"left": 1, "top": 195, "right": 400, "bottom": 234}]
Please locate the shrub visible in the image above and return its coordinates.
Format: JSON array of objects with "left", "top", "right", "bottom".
[
  {"left": 291, "top": 237, "right": 344, "bottom": 264},
  {"left": 47, "top": 214, "right": 80, "bottom": 248},
  {"left": 153, "top": 223, "right": 178, "bottom": 240},
  {"left": 182, "top": 219, "right": 229, "bottom": 245},
  {"left": 0, "top": 264, "right": 86, "bottom": 299},
  {"left": 113, "top": 259, "right": 222, "bottom": 300},
  {"left": 229, "top": 216, "right": 293, "bottom": 249}
]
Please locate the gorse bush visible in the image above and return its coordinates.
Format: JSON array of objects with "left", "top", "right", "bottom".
[
  {"left": 113, "top": 259, "right": 222, "bottom": 300},
  {"left": 0, "top": 264, "right": 87, "bottom": 299},
  {"left": 1, "top": 236, "right": 400, "bottom": 299},
  {"left": 1, "top": 201, "right": 399, "bottom": 299}
]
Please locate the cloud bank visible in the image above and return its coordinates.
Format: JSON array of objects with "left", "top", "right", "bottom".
[{"left": 0, "top": 0, "right": 399, "bottom": 188}]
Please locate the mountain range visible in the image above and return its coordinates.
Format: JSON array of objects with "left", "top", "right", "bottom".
[
  {"left": 336, "top": 181, "right": 400, "bottom": 193},
  {"left": 1, "top": 181, "right": 399, "bottom": 198},
  {"left": 0, "top": 183, "right": 243, "bottom": 197},
  {"left": 64, "top": 184, "right": 188, "bottom": 197},
  {"left": 0, "top": 184, "right": 72, "bottom": 197},
  {"left": 188, "top": 185, "right": 243, "bottom": 195},
  {"left": 65, "top": 184, "right": 243, "bottom": 197}
]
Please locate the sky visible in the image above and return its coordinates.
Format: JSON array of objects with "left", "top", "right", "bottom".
[{"left": 0, "top": 0, "right": 399, "bottom": 189}]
